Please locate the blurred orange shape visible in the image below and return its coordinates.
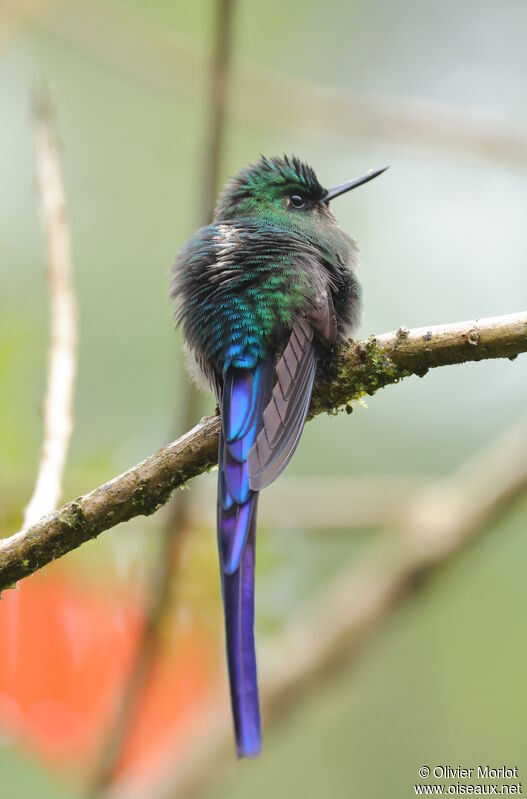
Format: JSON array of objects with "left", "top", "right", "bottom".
[{"left": 0, "top": 572, "right": 217, "bottom": 778}]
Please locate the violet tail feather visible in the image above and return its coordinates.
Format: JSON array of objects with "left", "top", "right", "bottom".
[
  {"left": 218, "top": 492, "right": 261, "bottom": 757},
  {"left": 217, "top": 361, "right": 273, "bottom": 757}
]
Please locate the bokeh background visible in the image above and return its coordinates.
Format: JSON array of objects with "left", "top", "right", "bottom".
[{"left": 1, "top": 1, "right": 527, "bottom": 797}]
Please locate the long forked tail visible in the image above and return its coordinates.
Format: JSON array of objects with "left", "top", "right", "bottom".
[{"left": 217, "top": 362, "right": 273, "bottom": 758}]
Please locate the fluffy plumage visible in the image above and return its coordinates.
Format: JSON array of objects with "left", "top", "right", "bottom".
[{"left": 171, "top": 155, "right": 363, "bottom": 758}]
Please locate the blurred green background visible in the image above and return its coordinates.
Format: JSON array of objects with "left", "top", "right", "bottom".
[{"left": 0, "top": 1, "right": 526, "bottom": 797}]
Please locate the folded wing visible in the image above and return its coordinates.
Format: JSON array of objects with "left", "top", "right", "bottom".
[{"left": 248, "top": 291, "right": 337, "bottom": 491}]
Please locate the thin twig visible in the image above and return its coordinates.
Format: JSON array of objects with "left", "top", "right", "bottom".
[
  {"left": 0, "top": 310, "right": 525, "bottom": 593},
  {"left": 200, "top": 0, "right": 234, "bottom": 225},
  {"left": 103, "top": 416, "right": 527, "bottom": 799},
  {"left": 88, "top": 3, "right": 236, "bottom": 790},
  {"left": 23, "top": 92, "right": 78, "bottom": 529}
]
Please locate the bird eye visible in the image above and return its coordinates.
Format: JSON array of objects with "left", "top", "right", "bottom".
[{"left": 289, "top": 194, "right": 307, "bottom": 210}]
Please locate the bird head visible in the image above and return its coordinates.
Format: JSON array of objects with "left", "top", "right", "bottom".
[{"left": 213, "top": 155, "right": 387, "bottom": 237}]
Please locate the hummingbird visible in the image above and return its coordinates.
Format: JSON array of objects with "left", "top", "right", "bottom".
[{"left": 171, "top": 155, "right": 387, "bottom": 758}]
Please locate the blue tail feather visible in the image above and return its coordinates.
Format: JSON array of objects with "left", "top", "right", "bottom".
[
  {"left": 217, "top": 361, "right": 273, "bottom": 758},
  {"left": 218, "top": 494, "right": 261, "bottom": 757},
  {"left": 219, "top": 495, "right": 254, "bottom": 575}
]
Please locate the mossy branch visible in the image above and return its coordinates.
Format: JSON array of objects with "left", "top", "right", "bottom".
[{"left": 1, "top": 310, "right": 526, "bottom": 592}]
